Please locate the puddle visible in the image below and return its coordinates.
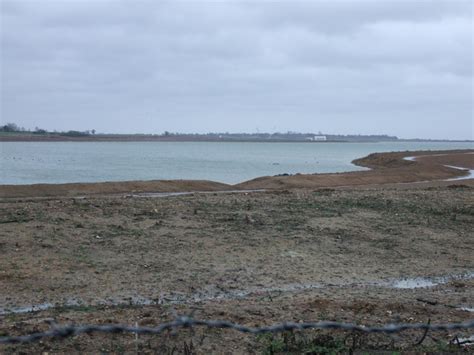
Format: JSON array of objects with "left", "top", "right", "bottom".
[
  {"left": 388, "top": 278, "right": 438, "bottom": 289},
  {"left": 381, "top": 272, "right": 474, "bottom": 289},
  {"left": 129, "top": 189, "right": 265, "bottom": 198},
  {"left": 444, "top": 165, "right": 474, "bottom": 181},
  {"left": 404, "top": 155, "right": 474, "bottom": 181},
  {"left": 0, "top": 283, "right": 322, "bottom": 316},
  {"left": 2, "top": 272, "right": 472, "bottom": 316},
  {"left": 456, "top": 335, "right": 474, "bottom": 346},
  {"left": 0, "top": 298, "right": 85, "bottom": 316},
  {"left": 0, "top": 303, "right": 54, "bottom": 315},
  {"left": 132, "top": 192, "right": 192, "bottom": 198}
]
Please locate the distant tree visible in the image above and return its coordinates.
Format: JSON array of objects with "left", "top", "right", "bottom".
[
  {"left": 91, "top": 129, "right": 96, "bottom": 135},
  {"left": 61, "top": 130, "right": 90, "bottom": 137},
  {"left": 0, "top": 123, "right": 19, "bottom": 132},
  {"left": 33, "top": 127, "right": 47, "bottom": 134}
]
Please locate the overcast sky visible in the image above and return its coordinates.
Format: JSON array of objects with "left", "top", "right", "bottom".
[{"left": 1, "top": 0, "right": 473, "bottom": 139}]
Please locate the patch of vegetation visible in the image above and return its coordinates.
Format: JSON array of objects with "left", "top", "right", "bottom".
[
  {"left": 0, "top": 208, "right": 34, "bottom": 224},
  {"left": 257, "top": 332, "right": 347, "bottom": 354},
  {"left": 255, "top": 331, "right": 470, "bottom": 354}
]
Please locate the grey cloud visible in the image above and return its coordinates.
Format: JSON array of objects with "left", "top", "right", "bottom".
[{"left": 0, "top": 0, "right": 472, "bottom": 139}]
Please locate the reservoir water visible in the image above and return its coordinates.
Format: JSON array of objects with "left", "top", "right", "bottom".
[{"left": 0, "top": 141, "right": 472, "bottom": 185}]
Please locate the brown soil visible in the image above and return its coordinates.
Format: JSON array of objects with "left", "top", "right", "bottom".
[
  {"left": 236, "top": 150, "right": 474, "bottom": 190},
  {"left": 1, "top": 185, "right": 473, "bottom": 353},
  {"left": 415, "top": 152, "right": 474, "bottom": 169}
]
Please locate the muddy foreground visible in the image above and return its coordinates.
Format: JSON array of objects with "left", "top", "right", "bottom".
[
  {"left": 1, "top": 150, "right": 473, "bottom": 353},
  {"left": 1, "top": 180, "right": 473, "bottom": 353}
]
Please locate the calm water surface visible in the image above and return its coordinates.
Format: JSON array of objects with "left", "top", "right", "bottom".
[{"left": 1, "top": 141, "right": 472, "bottom": 185}]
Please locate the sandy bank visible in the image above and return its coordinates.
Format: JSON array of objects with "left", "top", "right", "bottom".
[
  {"left": 236, "top": 149, "right": 473, "bottom": 190},
  {"left": 1, "top": 149, "right": 472, "bottom": 198}
]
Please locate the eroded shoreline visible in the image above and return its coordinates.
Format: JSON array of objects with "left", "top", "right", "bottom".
[{"left": 1, "top": 149, "right": 473, "bottom": 199}]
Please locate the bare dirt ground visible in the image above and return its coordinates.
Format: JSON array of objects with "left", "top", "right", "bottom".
[{"left": 1, "top": 184, "right": 473, "bottom": 353}]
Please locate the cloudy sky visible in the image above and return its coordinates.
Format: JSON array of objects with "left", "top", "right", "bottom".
[{"left": 1, "top": 0, "right": 472, "bottom": 139}]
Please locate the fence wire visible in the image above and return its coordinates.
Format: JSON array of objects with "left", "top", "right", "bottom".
[{"left": 1, "top": 316, "right": 473, "bottom": 345}]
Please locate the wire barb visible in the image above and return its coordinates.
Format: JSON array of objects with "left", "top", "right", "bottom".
[{"left": 1, "top": 317, "right": 473, "bottom": 345}]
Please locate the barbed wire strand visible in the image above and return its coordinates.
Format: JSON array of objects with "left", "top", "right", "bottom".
[{"left": 1, "top": 317, "right": 473, "bottom": 345}]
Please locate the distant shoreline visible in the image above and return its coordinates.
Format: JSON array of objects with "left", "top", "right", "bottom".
[{"left": 0, "top": 135, "right": 472, "bottom": 143}]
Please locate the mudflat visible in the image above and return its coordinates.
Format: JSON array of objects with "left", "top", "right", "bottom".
[
  {"left": 0, "top": 150, "right": 473, "bottom": 353},
  {"left": 237, "top": 150, "right": 474, "bottom": 190}
]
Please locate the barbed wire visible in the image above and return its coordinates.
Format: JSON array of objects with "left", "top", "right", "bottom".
[{"left": 1, "top": 316, "right": 473, "bottom": 345}]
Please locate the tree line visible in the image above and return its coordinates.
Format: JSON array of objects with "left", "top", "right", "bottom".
[
  {"left": 1, "top": 122, "right": 399, "bottom": 141},
  {"left": 0, "top": 123, "right": 95, "bottom": 137}
]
